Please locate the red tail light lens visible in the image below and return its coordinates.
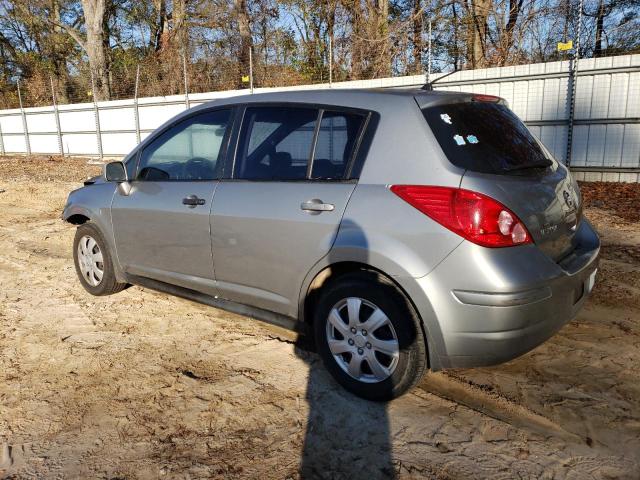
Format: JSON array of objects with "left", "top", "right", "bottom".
[{"left": 390, "top": 185, "right": 532, "bottom": 248}]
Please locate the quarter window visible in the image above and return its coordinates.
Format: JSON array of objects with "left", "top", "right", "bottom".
[
  {"left": 137, "top": 109, "right": 231, "bottom": 181},
  {"left": 311, "top": 112, "right": 365, "bottom": 179}
]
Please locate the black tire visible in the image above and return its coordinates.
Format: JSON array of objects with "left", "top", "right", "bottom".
[
  {"left": 313, "top": 271, "right": 428, "bottom": 401},
  {"left": 73, "top": 223, "right": 126, "bottom": 296}
]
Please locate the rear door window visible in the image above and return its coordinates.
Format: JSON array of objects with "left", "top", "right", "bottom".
[
  {"left": 235, "top": 106, "right": 367, "bottom": 181},
  {"left": 422, "top": 102, "right": 553, "bottom": 174},
  {"left": 236, "top": 107, "right": 318, "bottom": 180}
]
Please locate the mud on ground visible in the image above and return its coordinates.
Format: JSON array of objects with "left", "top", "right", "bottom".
[{"left": 0, "top": 156, "right": 638, "bottom": 479}]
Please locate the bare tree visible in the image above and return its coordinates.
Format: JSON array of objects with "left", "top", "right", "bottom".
[
  {"left": 80, "top": 0, "right": 111, "bottom": 100},
  {"left": 412, "top": 0, "right": 424, "bottom": 74},
  {"left": 501, "top": 0, "right": 523, "bottom": 64},
  {"left": 235, "top": 0, "right": 252, "bottom": 86},
  {"left": 465, "top": 0, "right": 491, "bottom": 68}
]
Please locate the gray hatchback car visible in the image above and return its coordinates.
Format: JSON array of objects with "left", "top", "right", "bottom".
[{"left": 63, "top": 88, "right": 599, "bottom": 400}]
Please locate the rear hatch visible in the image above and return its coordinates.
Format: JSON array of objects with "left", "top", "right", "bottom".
[{"left": 418, "top": 94, "right": 581, "bottom": 262}]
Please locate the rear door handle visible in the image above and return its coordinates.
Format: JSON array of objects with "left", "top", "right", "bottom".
[
  {"left": 182, "top": 195, "right": 206, "bottom": 208},
  {"left": 301, "top": 199, "right": 335, "bottom": 213}
]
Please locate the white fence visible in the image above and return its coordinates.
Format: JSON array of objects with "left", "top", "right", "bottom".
[{"left": 0, "top": 53, "right": 639, "bottom": 181}]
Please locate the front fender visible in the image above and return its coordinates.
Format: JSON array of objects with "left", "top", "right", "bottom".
[{"left": 62, "top": 183, "right": 125, "bottom": 282}]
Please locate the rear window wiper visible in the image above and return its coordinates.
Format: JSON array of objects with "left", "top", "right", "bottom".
[{"left": 501, "top": 160, "right": 552, "bottom": 172}]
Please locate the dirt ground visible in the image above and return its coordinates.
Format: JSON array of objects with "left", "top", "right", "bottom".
[{"left": 0, "top": 156, "right": 638, "bottom": 480}]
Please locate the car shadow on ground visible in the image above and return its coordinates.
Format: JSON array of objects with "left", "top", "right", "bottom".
[
  {"left": 294, "top": 218, "right": 397, "bottom": 480},
  {"left": 294, "top": 337, "right": 396, "bottom": 480}
]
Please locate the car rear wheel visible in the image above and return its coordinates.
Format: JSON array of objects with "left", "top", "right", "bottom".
[
  {"left": 73, "top": 223, "right": 126, "bottom": 296},
  {"left": 314, "top": 271, "right": 427, "bottom": 401}
]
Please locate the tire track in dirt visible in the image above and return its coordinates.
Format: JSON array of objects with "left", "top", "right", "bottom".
[{"left": 418, "top": 373, "right": 585, "bottom": 444}]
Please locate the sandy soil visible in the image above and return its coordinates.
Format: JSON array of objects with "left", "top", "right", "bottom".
[{"left": 0, "top": 156, "right": 638, "bottom": 479}]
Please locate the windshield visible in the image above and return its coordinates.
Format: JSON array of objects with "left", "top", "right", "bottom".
[{"left": 422, "top": 101, "right": 553, "bottom": 175}]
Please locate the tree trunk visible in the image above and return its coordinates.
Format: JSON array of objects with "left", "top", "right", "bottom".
[
  {"left": 374, "top": 0, "right": 390, "bottom": 77},
  {"left": 467, "top": 0, "right": 490, "bottom": 68},
  {"left": 502, "top": 0, "right": 522, "bottom": 65},
  {"left": 51, "top": 0, "right": 70, "bottom": 103},
  {"left": 172, "top": 0, "right": 188, "bottom": 54},
  {"left": 234, "top": 0, "right": 252, "bottom": 87},
  {"left": 80, "top": 0, "right": 110, "bottom": 100},
  {"left": 153, "top": 0, "right": 170, "bottom": 52},
  {"left": 452, "top": 2, "right": 460, "bottom": 70},
  {"left": 349, "top": 1, "right": 363, "bottom": 79},
  {"left": 594, "top": 0, "right": 605, "bottom": 57},
  {"left": 412, "top": 0, "right": 423, "bottom": 75}
]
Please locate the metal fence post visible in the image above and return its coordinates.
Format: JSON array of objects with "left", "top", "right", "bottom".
[
  {"left": 0, "top": 121, "right": 5, "bottom": 155},
  {"left": 17, "top": 80, "right": 31, "bottom": 155},
  {"left": 183, "top": 54, "right": 190, "bottom": 109},
  {"left": 329, "top": 36, "right": 333, "bottom": 87},
  {"left": 249, "top": 47, "right": 254, "bottom": 93},
  {"left": 565, "top": 0, "right": 584, "bottom": 167},
  {"left": 50, "top": 77, "right": 63, "bottom": 156},
  {"left": 90, "top": 71, "right": 104, "bottom": 160},
  {"left": 427, "top": 19, "right": 432, "bottom": 84},
  {"left": 134, "top": 64, "right": 141, "bottom": 144}
]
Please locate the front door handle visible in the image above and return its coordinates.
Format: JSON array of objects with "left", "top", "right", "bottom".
[
  {"left": 182, "top": 195, "right": 206, "bottom": 208},
  {"left": 301, "top": 199, "right": 335, "bottom": 214}
]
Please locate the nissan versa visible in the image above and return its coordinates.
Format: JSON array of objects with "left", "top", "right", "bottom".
[{"left": 63, "top": 88, "right": 599, "bottom": 400}]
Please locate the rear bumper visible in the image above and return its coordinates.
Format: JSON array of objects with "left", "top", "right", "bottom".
[{"left": 400, "top": 219, "right": 600, "bottom": 369}]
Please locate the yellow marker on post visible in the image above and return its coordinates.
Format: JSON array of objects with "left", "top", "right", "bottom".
[
  {"left": 557, "top": 40, "right": 573, "bottom": 52},
  {"left": 241, "top": 75, "right": 250, "bottom": 83}
]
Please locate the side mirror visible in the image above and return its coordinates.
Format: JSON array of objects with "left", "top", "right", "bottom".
[{"left": 104, "top": 162, "right": 127, "bottom": 182}]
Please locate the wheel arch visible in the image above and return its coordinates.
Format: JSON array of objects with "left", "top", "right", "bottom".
[
  {"left": 300, "top": 261, "right": 434, "bottom": 369},
  {"left": 65, "top": 213, "right": 90, "bottom": 225},
  {"left": 63, "top": 204, "right": 92, "bottom": 225}
]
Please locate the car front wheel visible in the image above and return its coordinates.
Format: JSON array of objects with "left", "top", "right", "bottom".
[
  {"left": 314, "top": 271, "right": 428, "bottom": 401},
  {"left": 73, "top": 223, "right": 126, "bottom": 296}
]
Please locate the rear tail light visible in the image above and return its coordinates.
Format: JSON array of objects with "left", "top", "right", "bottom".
[{"left": 390, "top": 185, "right": 532, "bottom": 248}]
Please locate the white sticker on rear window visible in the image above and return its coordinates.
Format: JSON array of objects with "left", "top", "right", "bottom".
[
  {"left": 466, "top": 135, "right": 479, "bottom": 144},
  {"left": 453, "top": 134, "right": 466, "bottom": 145},
  {"left": 440, "top": 113, "right": 452, "bottom": 124}
]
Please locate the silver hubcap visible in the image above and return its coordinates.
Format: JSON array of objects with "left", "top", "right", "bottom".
[
  {"left": 326, "top": 297, "right": 400, "bottom": 383},
  {"left": 77, "top": 235, "right": 104, "bottom": 287}
]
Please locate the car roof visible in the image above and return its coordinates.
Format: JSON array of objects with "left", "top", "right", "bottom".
[{"left": 191, "top": 87, "right": 469, "bottom": 112}]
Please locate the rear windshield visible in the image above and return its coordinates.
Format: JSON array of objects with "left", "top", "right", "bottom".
[{"left": 422, "top": 101, "right": 553, "bottom": 174}]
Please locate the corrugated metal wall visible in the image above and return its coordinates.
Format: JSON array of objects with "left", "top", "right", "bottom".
[{"left": 0, "top": 54, "right": 638, "bottom": 180}]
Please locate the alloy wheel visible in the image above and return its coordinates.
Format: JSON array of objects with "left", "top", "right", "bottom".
[
  {"left": 77, "top": 235, "right": 104, "bottom": 287},
  {"left": 325, "top": 297, "right": 400, "bottom": 383}
]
